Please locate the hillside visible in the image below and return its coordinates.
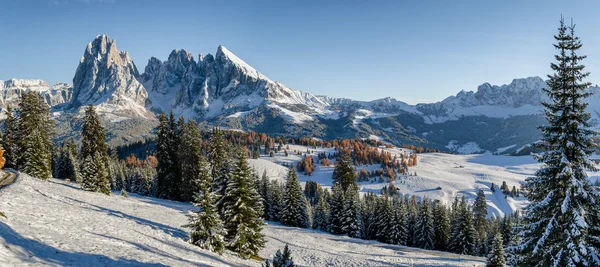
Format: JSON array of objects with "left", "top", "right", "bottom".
[
  {"left": 247, "top": 142, "right": 600, "bottom": 218},
  {"left": 0, "top": 174, "right": 485, "bottom": 266}
]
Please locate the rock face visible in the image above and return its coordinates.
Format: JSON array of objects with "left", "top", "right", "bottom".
[
  {"left": 70, "top": 34, "right": 149, "bottom": 117},
  {"left": 0, "top": 79, "right": 72, "bottom": 110}
]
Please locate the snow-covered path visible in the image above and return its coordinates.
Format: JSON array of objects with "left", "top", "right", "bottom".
[{"left": 0, "top": 174, "right": 484, "bottom": 266}]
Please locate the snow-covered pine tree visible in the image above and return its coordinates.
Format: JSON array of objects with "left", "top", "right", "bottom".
[
  {"left": 223, "top": 149, "right": 266, "bottom": 259},
  {"left": 328, "top": 183, "right": 346, "bottom": 235},
  {"left": 342, "top": 188, "right": 362, "bottom": 238},
  {"left": 333, "top": 152, "right": 357, "bottom": 192},
  {"left": 487, "top": 232, "right": 506, "bottom": 267},
  {"left": 184, "top": 154, "right": 226, "bottom": 254},
  {"left": 178, "top": 119, "right": 203, "bottom": 202},
  {"left": 405, "top": 195, "right": 419, "bottom": 247},
  {"left": 473, "top": 189, "right": 488, "bottom": 255},
  {"left": 265, "top": 244, "right": 297, "bottom": 267},
  {"left": 433, "top": 200, "right": 450, "bottom": 251},
  {"left": 268, "top": 180, "right": 283, "bottom": 222},
  {"left": 156, "top": 112, "right": 173, "bottom": 198},
  {"left": 259, "top": 170, "right": 270, "bottom": 217},
  {"left": 415, "top": 198, "right": 435, "bottom": 250},
  {"left": 79, "top": 105, "right": 110, "bottom": 194},
  {"left": 390, "top": 197, "right": 408, "bottom": 245},
  {"left": 280, "top": 167, "right": 309, "bottom": 228},
  {"left": 449, "top": 196, "right": 476, "bottom": 255},
  {"left": 313, "top": 190, "right": 330, "bottom": 231},
  {"left": 16, "top": 92, "right": 54, "bottom": 179},
  {"left": 513, "top": 18, "right": 600, "bottom": 267},
  {"left": 81, "top": 154, "right": 99, "bottom": 191},
  {"left": 2, "top": 105, "right": 19, "bottom": 169},
  {"left": 209, "top": 128, "right": 232, "bottom": 217}
]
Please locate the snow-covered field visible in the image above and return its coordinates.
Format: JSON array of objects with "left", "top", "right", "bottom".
[
  {"left": 0, "top": 174, "right": 485, "bottom": 266},
  {"left": 248, "top": 143, "right": 600, "bottom": 218}
]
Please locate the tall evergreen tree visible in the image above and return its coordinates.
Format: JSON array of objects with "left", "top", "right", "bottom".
[
  {"left": 433, "top": 200, "right": 450, "bottom": 251},
  {"left": 280, "top": 167, "right": 309, "bottom": 228},
  {"left": 449, "top": 196, "right": 476, "bottom": 255},
  {"left": 328, "top": 183, "right": 346, "bottom": 235},
  {"left": 184, "top": 155, "right": 226, "bottom": 254},
  {"left": 514, "top": 18, "right": 600, "bottom": 266},
  {"left": 268, "top": 180, "right": 283, "bottom": 222},
  {"left": 223, "top": 150, "right": 266, "bottom": 259},
  {"left": 179, "top": 120, "right": 203, "bottom": 202},
  {"left": 415, "top": 198, "right": 435, "bottom": 250},
  {"left": 17, "top": 92, "right": 54, "bottom": 179},
  {"left": 342, "top": 188, "right": 362, "bottom": 238},
  {"left": 487, "top": 233, "right": 506, "bottom": 267},
  {"left": 332, "top": 153, "right": 357, "bottom": 192},
  {"left": 156, "top": 112, "right": 175, "bottom": 198},
  {"left": 209, "top": 128, "right": 232, "bottom": 216},
  {"left": 313, "top": 191, "right": 329, "bottom": 231},
  {"left": 79, "top": 105, "right": 109, "bottom": 194}
]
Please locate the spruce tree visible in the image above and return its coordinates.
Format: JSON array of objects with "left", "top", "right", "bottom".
[
  {"left": 267, "top": 244, "right": 296, "bottom": 267},
  {"left": 342, "top": 188, "right": 362, "bottom": 238},
  {"left": 209, "top": 128, "right": 232, "bottom": 216},
  {"left": 487, "top": 233, "right": 506, "bottom": 267},
  {"left": 184, "top": 155, "right": 226, "bottom": 254},
  {"left": 259, "top": 170, "right": 270, "bottom": 217},
  {"left": 156, "top": 112, "right": 173, "bottom": 198},
  {"left": 313, "top": 191, "right": 329, "bottom": 231},
  {"left": 223, "top": 150, "right": 266, "bottom": 259},
  {"left": 179, "top": 120, "right": 203, "bottom": 202},
  {"left": 432, "top": 200, "right": 450, "bottom": 251},
  {"left": 449, "top": 196, "right": 476, "bottom": 255},
  {"left": 415, "top": 198, "right": 435, "bottom": 250},
  {"left": 280, "top": 167, "right": 309, "bottom": 228},
  {"left": 268, "top": 180, "right": 283, "bottom": 222},
  {"left": 17, "top": 92, "right": 54, "bottom": 179},
  {"left": 79, "top": 105, "right": 109, "bottom": 194},
  {"left": 328, "top": 183, "right": 346, "bottom": 235},
  {"left": 514, "top": 18, "right": 600, "bottom": 266},
  {"left": 333, "top": 153, "right": 357, "bottom": 192},
  {"left": 390, "top": 198, "right": 408, "bottom": 245}
]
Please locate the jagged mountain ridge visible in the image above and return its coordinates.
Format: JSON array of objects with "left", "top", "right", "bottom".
[
  {"left": 0, "top": 79, "right": 72, "bottom": 113},
  {"left": 9, "top": 34, "right": 600, "bottom": 153}
]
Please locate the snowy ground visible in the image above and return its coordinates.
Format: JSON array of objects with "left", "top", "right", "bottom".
[
  {"left": 248, "top": 144, "right": 600, "bottom": 218},
  {"left": 0, "top": 174, "right": 485, "bottom": 266}
]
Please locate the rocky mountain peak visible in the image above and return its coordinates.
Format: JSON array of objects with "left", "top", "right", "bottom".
[{"left": 70, "top": 34, "right": 150, "bottom": 118}]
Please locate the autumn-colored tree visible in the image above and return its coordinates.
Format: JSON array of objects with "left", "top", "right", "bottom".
[{"left": 0, "top": 147, "right": 5, "bottom": 169}]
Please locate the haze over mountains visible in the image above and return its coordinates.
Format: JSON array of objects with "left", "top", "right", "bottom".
[{"left": 4, "top": 34, "right": 600, "bottom": 153}]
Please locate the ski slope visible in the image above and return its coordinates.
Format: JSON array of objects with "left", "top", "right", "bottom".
[{"left": 0, "top": 174, "right": 485, "bottom": 266}]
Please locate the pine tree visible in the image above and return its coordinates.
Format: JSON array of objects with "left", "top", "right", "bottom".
[
  {"left": 2, "top": 105, "right": 18, "bottom": 169},
  {"left": 487, "top": 233, "right": 506, "bottom": 267},
  {"left": 79, "top": 105, "right": 109, "bottom": 194},
  {"left": 473, "top": 189, "right": 489, "bottom": 255},
  {"left": 342, "top": 188, "right": 362, "bottom": 238},
  {"left": 313, "top": 191, "right": 329, "bottom": 231},
  {"left": 433, "top": 200, "right": 450, "bottom": 251},
  {"left": 328, "top": 183, "right": 346, "bottom": 235},
  {"left": 390, "top": 198, "right": 408, "bottom": 245},
  {"left": 184, "top": 155, "right": 226, "bottom": 254},
  {"left": 81, "top": 154, "right": 99, "bottom": 191},
  {"left": 415, "top": 198, "right": 435, "bottom": 250},
  {"left": 17, "top": 92, "right": 54, "bottom": 179},
  {"left": 514, "top": 18, "right": 600, "bottom": 266},
  {"left": 259, "top": 170, "right": 270, "bottom": 217},
  {"left": 333, "top": 153, "right": 357, "bottom": 192},
  {"left": 266, "top": 244, "right": 297, "bottom": 267},
  {"left": 209, "top": 128, "right": 232, "bottom": 216},
  {"left": 223, "top": 150, "right": 266, "bottom": 259},
  {"left": 268, "top": 180, "right": 283, "bottom": 222},
  {"left": 280, "top": 167, "right": 309, "bottom": 228},
  {"left": 179, "top": 120, "right": 203, "bottom": 202},
  {"left": 449, "top": 196, "right": 476, "bottom": 255}
]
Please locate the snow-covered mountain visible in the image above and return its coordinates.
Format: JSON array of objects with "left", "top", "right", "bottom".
[
  {"left": 12, "top": 34, "right": 600, "bottom": 152},
  {"left": 70, "top": 34, "right": 152, "bottom": 118},
  {"left": 0, "top": 79, "right": 72, "bottom": 112}
]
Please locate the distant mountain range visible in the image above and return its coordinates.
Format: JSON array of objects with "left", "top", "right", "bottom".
[{"left": 4, "top": 34, "right": 600, "bottom": 153}]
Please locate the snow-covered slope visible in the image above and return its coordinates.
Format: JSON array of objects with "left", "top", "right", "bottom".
[
  {"left": 0, "top": 174, "right": 484, "bottom": 266},
  {"left": 248, "top": 143, "right": 600, "bottom": 218}
]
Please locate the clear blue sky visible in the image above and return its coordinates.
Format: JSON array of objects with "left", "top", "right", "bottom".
[{"left": 2, "top": 0, "right": 600, "bottom": 104}]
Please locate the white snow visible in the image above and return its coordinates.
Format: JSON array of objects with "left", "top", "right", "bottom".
[
  {"left": 446, "top": 140, "right": 487, "bottom": 154},
  {"left": 0, "top": 174, "right": 485, "bottom": 266},
  {"left": 267, "top": 104, "right": 314, "bottom": 124},
  {"left": 495, "top": 145, "right": 516, "bottom": 154}
]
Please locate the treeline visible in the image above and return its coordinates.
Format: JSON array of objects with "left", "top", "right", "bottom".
[{"left": 260, "top": 158, "right": 519, "bottom": 257}]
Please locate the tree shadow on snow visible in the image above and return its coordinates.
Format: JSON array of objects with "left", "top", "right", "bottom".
[
  {"left": 0, "top": 221, "right": 169, "bottom": 267},
  {"left": 62, "top": 196, "right": 187, "bottom": 239}
]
